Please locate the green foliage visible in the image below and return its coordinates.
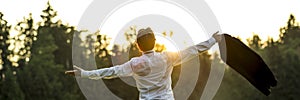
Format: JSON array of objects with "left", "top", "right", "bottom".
[
  {"left": 214, "top": 14, "right": 300, "bottom": 100},
  {"left": 0, "top": 1, "right": 299, "bottom": 99},
  {"left": 0, "top": 12, "right": 25, "bottom": 100},
  {"left": 247, "top": 34, "right": 262, "bottom": 51},
  {"left": 0, "top": 67, "right": 25, "bottom": 100},
  {"left": 11, "top": 13, "right": 36, "bottom": 68},
  {"left": 1, "top": 2, "right": 84, "bottom": 100},
  {"left": 0, "top": 12, "right": 11, "bottom": 79},
  {"left": 17, "top": 23, "right": 63, "bottom": 99}
]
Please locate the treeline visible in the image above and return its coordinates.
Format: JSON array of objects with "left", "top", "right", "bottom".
[
  {"left": 214, "top": 14, "right": 300, "bottom": 100},
  {"left": 0, "top": 2, "right": 84, "bottom": 99},
  {"left": 0, "top": 2, "right": 299, "bottom": 100},
  {"left": 0, "top": 2, "right": 177, "bottom": 99}
]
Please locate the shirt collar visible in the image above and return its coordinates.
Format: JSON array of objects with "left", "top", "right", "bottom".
[{"left": 142, "top": 50, "right": 154, "bottom": 54}]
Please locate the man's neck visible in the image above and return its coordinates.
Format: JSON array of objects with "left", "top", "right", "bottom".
[{"left": 143, "top": 50, "right": 154, "bottom": 54}]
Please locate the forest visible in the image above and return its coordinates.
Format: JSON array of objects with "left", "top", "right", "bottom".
[{"left": 0, "top": 2, "right": 299, "bottom": 100}]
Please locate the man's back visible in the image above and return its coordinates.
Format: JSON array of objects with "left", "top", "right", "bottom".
[
  {"left": 68, "top": 36, "right": 217, "bottom": 100},
  {"left": 131, "top": 51, "right": 174, "bottom": 99}
]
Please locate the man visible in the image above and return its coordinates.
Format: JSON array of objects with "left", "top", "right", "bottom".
[{"left": 66, "top": 27, "right": 222, "bottom": 100}]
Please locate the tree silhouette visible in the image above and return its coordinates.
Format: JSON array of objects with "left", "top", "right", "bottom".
[
  {"left": 0, "top": 1, "right": 299, "bottom": 99},
  {"left": 0, "top": 12, "right": 11, "bottom": 80},
  {"left": 0, "top": 12, "right": 25, "bottom": 100},
  {"left": 214, "top": 14, "right": 300, "bottom": 100},
  {"left": 16, "top": 2, "right": 84, "bottom": 99}
]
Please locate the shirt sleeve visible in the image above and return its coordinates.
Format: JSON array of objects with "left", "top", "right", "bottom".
[
  {"left": 80, "top": 61, "right": 133, "bottom": 80},
  {"left": 163, "top": 37, "right": 216, "bottom": 66}
]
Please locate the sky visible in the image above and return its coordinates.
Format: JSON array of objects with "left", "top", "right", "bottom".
[{"left": 0, "top": 0, "right": 299, "bottom": 43}]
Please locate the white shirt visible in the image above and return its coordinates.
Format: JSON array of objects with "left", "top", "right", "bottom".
[{"left": 81, "top": 37, "right": 216, "bottom": 100}]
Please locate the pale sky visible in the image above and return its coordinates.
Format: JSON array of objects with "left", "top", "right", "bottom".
[{"left": 0, "top": 0, "right": 299, "bottom": 42}]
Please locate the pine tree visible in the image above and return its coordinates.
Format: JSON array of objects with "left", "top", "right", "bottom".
[
  {"left": 0, "top": 12, "right": 25, "bottom": 100},
  {"left": 16, "top": 2, "right": 65, "bottom": 99}
]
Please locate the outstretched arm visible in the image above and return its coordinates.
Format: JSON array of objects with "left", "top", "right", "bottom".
[
  {"left": 164, "top": 31, "right": 222, "bottom": 66},
  {"left": 65, "top": 61, "right": 133, "bottom": 80}
]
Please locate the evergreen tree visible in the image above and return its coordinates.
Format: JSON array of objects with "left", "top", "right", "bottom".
[
  {"left": 0, "top": 12, "right": 11, "bottom": 80},
  {"left": 17, "top": 17, "right": 64, "bottom": 99},
  {"left": 0, "top": 12, "right": 25, "bottom": 100},
  {"left": 16, "top": 2, "right": 65, "bottom": 99},
  {"left": 13, "top": 13, "right": 36, "bottom": 68},
  {"left": 40, "top": 2, "right": 84, "bottom": 99},
  {"left": 247, "top": 34, "right": 262, "bottom": 51}
]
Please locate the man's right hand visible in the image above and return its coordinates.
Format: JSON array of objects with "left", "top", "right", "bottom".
[{"left": 65, "top": 65, "right": 83, "bottom": 76}]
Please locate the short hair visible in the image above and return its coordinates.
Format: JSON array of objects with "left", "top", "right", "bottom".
[{"left": 136, "top": 27, "right": 156, "bottom": 52}]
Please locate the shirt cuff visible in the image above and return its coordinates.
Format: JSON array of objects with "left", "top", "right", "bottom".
[{"left": 209, "top": 37, "right": 217, "bottom": 44}]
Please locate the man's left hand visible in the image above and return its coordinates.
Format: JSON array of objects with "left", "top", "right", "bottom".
[{"left": 213, "top": 31, "right": 223, "bottom": 42}]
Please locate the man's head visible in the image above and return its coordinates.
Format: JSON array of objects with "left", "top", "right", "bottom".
[{"left": 136, "top": 27, "right": 156, "bottom": 52}]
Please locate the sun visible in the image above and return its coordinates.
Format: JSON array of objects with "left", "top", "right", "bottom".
[{"left": 155, "top": 35, "right": 178, "bottom": 52}]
